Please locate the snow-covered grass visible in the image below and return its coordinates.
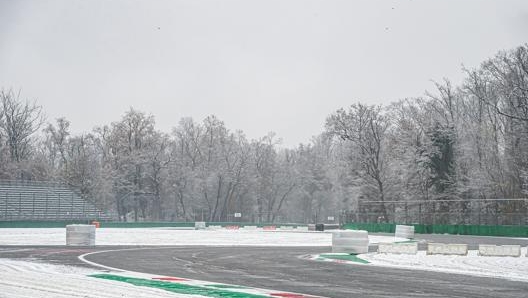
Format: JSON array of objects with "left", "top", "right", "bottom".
[
  {"left": 0, "top": 258, "right": 206, "bottom": 298},
  {"left": 360, "top": 247, "right": 528, "bottom": 283},
  {"left": 0, "top": 227, "right": 405, "bottom": 246}
]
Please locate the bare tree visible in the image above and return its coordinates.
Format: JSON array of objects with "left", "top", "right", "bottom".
[
  {"left": 146, "top": 132, "right": 171, "bottom": 221},
  {"left": 326, "top": 104, "right": 390, "bottom": 222},
  {"left": 0, "top": 89, "right": 45, "bottom": 164}
]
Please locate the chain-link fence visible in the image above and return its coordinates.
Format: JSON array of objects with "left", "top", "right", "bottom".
[{"left": 342, "top": 198, "right": 528, "bottom": 226}]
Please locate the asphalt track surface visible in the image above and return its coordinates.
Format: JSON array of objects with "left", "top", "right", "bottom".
[{"left": 2, "top": 233, "right": 528, "bottom": 298}]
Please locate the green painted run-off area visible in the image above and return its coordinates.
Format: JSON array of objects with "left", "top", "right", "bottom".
[{"left": 90, "top": 274, "right": 270, "bottom": 298}]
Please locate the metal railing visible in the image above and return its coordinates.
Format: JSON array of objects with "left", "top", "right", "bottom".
[
  {"left": 0, "top": 192, "right": 107, "bottom": 220},
  {"left": 0, "top": 180, "right": 115, "bottom": 221}
]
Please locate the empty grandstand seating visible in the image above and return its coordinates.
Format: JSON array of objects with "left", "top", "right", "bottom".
[{"left": 0, "top": 180, "right": 115, "bottom": 221}]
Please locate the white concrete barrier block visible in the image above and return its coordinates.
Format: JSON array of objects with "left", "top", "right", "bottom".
[
  {"left": 295, "top": 226, "right": 309, "bottom": 231},
  {"left": 334, "top": 230, "right": 368, "bottom": 239},
  {"left": 395, "top": 225, "right": 415, "bottom": 239},
  {"left": 378, "top": 242, "right": 418, "bottom": 254},
  {"left": 479, "top": 245, "right": 521, "bottom": 257},
  {"left": 195, "top": 221, "right": 206, "bottom": 230},
  {"left": 427, "top": 243, "right": 468, "bottom": 256},
  {"left": 332, "top": 230, "right": 369, "bottom": 254},
  {"left": 279, "top": 226, "right": 294, "bottom": 231},
  {"left": 207, "top": 225, "right": 222, "bottom": 230},
  {"left": 333, "top": 238, "right": 370, "bottom": 246},
  {"left": 243, "top": 225, "right": 257, "bottom": 230},
  {"left": 66, "top": 224, "right": 95, "bottom": 246}
]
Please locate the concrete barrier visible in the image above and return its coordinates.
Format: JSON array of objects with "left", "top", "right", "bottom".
[
  {"left": 195, "top": 221, "right": 206, "bottom": 230},
  {"left": 295, "top": 226, "right": 309, "bottom": 231},
  {"left": 478, "top": 245, "right": 521, "bottom": 257},
  {"left": 243, "top": 225, "right": 257, "bottom": 230},
  {"left": 378, "top": 242, "right": 418, "bottom": 254},
  {"left": 207, "top": 225, "right": 222, "bottom": 230},
  {"left": 279, "top": 226, "right": 294, "bottom": 231},
  {"left": 427, "top": 243, "right": 468, "bottom": 256},
  {"left": 395, "top": 225, "right": 415, "bottom": 239},
  {"left": 66, "top": 224, "right": 95, "bottom": 246},
  {"left": 332, "top": 230, "right": 369, "bottom": 254}
]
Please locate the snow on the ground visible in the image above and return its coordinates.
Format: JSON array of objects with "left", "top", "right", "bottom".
[
  {"left": 360, "top": 247, "right": 528, "bottom": 283},
  {"left": 2, "top": 227, "right": 527, "bottom": 297},
  {"left": 369, "top": 235, "right": 408, "bottom": 244},
  {"left": 0, "top": 258, "right": 206, "bottom": 298},
  {"left": 0, "top": 228, "right": 404, "bottom": 246}
]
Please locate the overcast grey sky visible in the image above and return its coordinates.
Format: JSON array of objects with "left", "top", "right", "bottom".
[{"left": 1, "top": 0, "right": 527, "bottom": 147}]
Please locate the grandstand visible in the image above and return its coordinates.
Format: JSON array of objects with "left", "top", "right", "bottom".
[{"left": 0, "top": 180, "right": 115, "bottom": 221}]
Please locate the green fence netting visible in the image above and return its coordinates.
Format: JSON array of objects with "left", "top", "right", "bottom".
[{"left": 342, "top": 223, "right": 528, "bottom": 237}]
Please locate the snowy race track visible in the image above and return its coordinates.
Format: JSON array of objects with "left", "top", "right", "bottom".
[{"left": 1, "top": 228, "right": 528, "bottom": 297}]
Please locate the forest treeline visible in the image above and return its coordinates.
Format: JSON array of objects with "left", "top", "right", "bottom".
[{"left": 1, "top": 44, "right": 527, "bottom": 223}]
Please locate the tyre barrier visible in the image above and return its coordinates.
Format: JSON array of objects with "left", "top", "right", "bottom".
[
  {"left": 395, "top": 225, "right": 414, "bottom": 239},
  {"left": 225, "top": 225, "right": 240, "bottom": 230},
  {"left": 315, "top": 223, "right": 325, "bottom": 231},
  {"left": 195, "top": 221, "right": 206, "bottom": 230},
  {"left": 427, "top": 243, "right": 468, "bottom": 256},
  {"left": 478, "top": 245, "right": 521, "bottom": 257},
  {"left": 332, "top": 230, "right": 369, "bottom": 254},
  {"left": 307, "top": 224, "right": 316, "bottom": 231},
  {"left": 378, "top": 242, "right": 418, "bottom": 254},
  {"left": 66, "top": 224, "right": 95, "bottom": 246},
  {"left": 263, "top": 225, "right": 276, "bottom": 231}
]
